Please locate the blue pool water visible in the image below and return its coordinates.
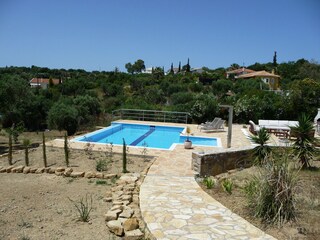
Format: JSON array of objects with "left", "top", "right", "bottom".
[{"left": 74, "top": 122, "right": 221, "bottom": 150}]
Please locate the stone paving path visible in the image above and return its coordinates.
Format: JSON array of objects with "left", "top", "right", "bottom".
[{"left": 140, "top": 145, "right": 276, "bottom": 240}]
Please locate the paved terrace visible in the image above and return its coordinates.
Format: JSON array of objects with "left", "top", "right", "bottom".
[{"left": 49, "top": 121, "right": 277, "bottom": 239}]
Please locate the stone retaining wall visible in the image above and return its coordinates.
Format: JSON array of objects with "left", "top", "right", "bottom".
[{"left": 192, "top": 146, "right": 254, "bottom": 176}]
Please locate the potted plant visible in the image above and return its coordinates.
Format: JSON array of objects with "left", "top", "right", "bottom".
[{"left": 184, "top": 126, "right": 192, "bottom": 149}]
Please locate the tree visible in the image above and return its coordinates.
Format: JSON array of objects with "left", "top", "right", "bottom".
[
  {"left": 170, "top": 63, "right": 174, "bottom": 75},
  {"left": 178, "top": 61, "right": 181, "bottom": 72},
  {"left": 125, "top": 63, "right": 134, "bottom": 74},
  {"left": 133, "top": 59, "right": 145, "bottom": 73},
  {"left": 273, "top": 51, "right": 278, "bottom": 68},
  {"left": 182, "top": 58, "right": 191, "bottom": 72},
  {"left": 47, "top": 100, "right": 78, "bottom": 136},
  {"left": 23, "top": 139, "right": 31, "bottom": 166}
]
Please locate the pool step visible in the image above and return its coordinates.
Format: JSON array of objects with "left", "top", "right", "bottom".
[{"left": 129, "top": 128, "right": 155, "bottom": 146}]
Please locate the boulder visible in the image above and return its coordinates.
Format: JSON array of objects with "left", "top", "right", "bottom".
[
  {"left": 124, "top": 229, "right": 144, "bottom": 240},
  {"left": 119, "top": 207, "right": 134, "bottom": 218},
  {"left": 44, "top": 167, "right": 51, "bottom": 173},
  {"left": 103, "top": 173, "right": 117, "bottom": 179},
  {"left": 70, "top": 171, "right": 85, "bottom": 178},
  {"left": 55, "top": 167, "right": 65, "bottom": 172},
  {"left": 110, "top": 205, "right": 123, "bottom": 211},
  {"left": 95, "top": 172, "right": 104, "bottom": 179},
  {"left": 48, "top": 168, "right": 56, "bottom": 174},
  {"left": 0, "top": 167, "right": 6, "bottom": 173},
  {"left": 29, "top": 168, "right": 37, "bottom": 173},
  {"left": 6, "top": 166, "right": 14, "bottom": 173},
  {"left": 23, "top": 167, "right": 31, "bottom": 174},
  {"left": 123, "top": 218, "right": 139, "bottom": 231},
  {"left": 112, "top": 185, "right": 123, "bottom": 192},
  {"left": 103, "top": 197, "right": 113, "bottom": 202},
  {"left": 12, "top": 165, "right": 24, "bottom": 173},
  {"left": 106, "top": 220, "right": 124, "bottom": 236},
  {"left": 85, "top": 171, "right": 95, "bottom": 178},
  {"left": 105, "top": 210, "right": 119, "bottom": 221},
  {"left": 64, "top": 168, "right": 73, "bottom": 176},
  {"left": 35, "top": 168, "right": 45, "bottom": 174},
  {"left": 121, "top": 194, "right": 132, "bottom": 202}
]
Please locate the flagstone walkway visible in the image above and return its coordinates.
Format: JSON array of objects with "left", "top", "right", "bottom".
[{"left": 140, "top": 145, "right": 276, "bottom": 240}]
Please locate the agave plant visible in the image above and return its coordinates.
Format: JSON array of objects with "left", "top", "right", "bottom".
[
  {"left": 290, "top": 114, "right": 317, "bottom": 168},
  {"left": 249, "top": 128, "right": 271, "bottom": 165}
]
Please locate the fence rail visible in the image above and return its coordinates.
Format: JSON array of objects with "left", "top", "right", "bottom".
[{"left": 112, "top": 109, "right": 190, "bottom": 124}]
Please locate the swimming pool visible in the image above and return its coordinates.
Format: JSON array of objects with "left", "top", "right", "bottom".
[{"left": 74, "top": 122, "right": 221, "bottom": 150}]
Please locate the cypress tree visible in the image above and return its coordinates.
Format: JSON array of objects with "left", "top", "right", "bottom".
[
  {"left": 178, "top": 61, "right": 181, "bottom": 72},
  {"left": 186, "top": 58, "right": 191, "bottom": 72},
  {"left": 122, "top": 138, "right": 127, "bottom": 173},
  {"left": 170, "top": 63, "right": 174, "bottom": 74},
  {"left": 273, "top": 51, "right": 278, "bottom": 67},
  {"left": 8, "top": 132, "right": 12, "bottom": 165},
  {"left": 42, "top": 132, "right": 47, "bottom": 167}
]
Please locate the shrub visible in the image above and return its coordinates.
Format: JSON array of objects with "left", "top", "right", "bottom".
[
  {"left": 244, "top": 152, "right": 299, "bottom": 225},
  {"left": 95, "top": 180, "right": 107, "bottom": 185},
  {"left": 291, "top": 113, "right": 318, "bottom": 168},
  {"left": 249, "top": 128, "right": 271, "bottom": 165},
  {"left": 203, "top": 177, "right": 215, "bottom": 189},
  {"left": 222, "top": 178, "right": 233, "bottom": 194},
  {"left": 68, "top": 194, "right": 93, "bottom": 222},
  {"left": 96, "top": 159, "right": 107, "bottom": 172}
]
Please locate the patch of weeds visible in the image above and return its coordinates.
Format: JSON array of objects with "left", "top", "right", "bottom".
[
  {"left": 68, "top": 194, "right": 93, "bottom": 222},
  {"left": 111, "top": 175, "right": 119, "bottom": 184},
  {"left": 84, "top": 141, "right": 95, "bottom": 160},
  {"left": 18, "top": 219, "right": 33, "bottom": 228},
  {"left": 96, "top": 159, "right": 108, "bottom": 172},
  {"left": 244, "top": 151, "right": 299, "bottom": 225},
  {"left": 95, "top": 180, "right": 107, "bottom": 185},
  {"left": 203, "top": 177, "right": 215, "bottom": 189},
  {"left": 222, "top": 178, "right": 233, "bottom": 194},
  {"left": 141, "top": 141, "right": 149, "bottom": 161}
]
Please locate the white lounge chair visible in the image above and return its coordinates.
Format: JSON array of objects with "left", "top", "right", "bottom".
[
  {"left": 198, "top": 117, "right": 221, "bottom": 128},
  {"left": 201, "top": 119, "right": 225, "bottom": 132}
]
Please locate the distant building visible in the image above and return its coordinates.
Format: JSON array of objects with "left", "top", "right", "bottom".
[
  {"left": 190, "top": 68, "right": 205, "bottom": 74},
  {"left": 29, "top": 78, "right": 61, "bottom": 89},
  {"left": 226, "top": 67, "right": 255, "bottom": 78},
  {"left": 235, "top": 70, "right": 280, "bottom": 90},
  {"left": 142, "top": 67, "right": 153, "bottom": 74}
]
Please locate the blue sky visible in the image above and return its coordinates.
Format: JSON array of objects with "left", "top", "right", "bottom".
[{"left": 0, "top": 0, "right": 319, "bottom": 71}]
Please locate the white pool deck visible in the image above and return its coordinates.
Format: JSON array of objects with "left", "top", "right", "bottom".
[{"left": 49, "top": 120, "right": 278, "bottom": 239}]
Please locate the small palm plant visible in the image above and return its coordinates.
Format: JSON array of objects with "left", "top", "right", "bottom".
[
  {"left": 290, "top": 114, "right": 317, "bottom": 169},
  {"left": 249, "top": 128, "right": 271, "bottom": 165}
]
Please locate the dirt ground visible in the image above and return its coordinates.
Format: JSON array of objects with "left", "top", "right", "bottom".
[
  {"left": 199, "top": 161, "right": 320, "bottom": 240},
  {"left": 0, "top": 130, "right": 154, "bottom": 240}
]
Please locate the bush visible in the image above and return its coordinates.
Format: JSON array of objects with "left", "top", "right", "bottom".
[
  {"left": 47, "top": 101, "right": 78, "bottom": 136},
  {"left": 221, "top": 178, "right": 233, "bottom": 194},
  {"left": 244, "top": 152, "right": 299, "bottom": 225},
  {"left": 249, "top": 128, "right": 271, "bottom": 165},
  {"left": 203, "top": 177, "right": 215, "bottom": 189},
  {"left": 68, "top": 194, "right": 93, "bottom": 222},
  {"left": 96, "top": 159, "right": 107, "bottom": 172}
]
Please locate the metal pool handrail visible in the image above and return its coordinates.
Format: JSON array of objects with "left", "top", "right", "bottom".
[{"left": 112, "top": 109, "right": 190, "bottom": 124}]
